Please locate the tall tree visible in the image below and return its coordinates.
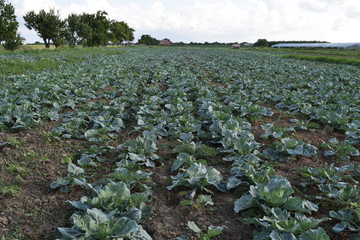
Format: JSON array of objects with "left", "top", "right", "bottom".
[
  {"left": 0, "top": 0, "right": 22, "bottom": 51},
  {"left": 253, "top": 38, "right": 269, "bottom": 47},
  {"left": 110, "top": 20, "right": 134, "bottom": 45},
  {"left": 65, "top": 13, "right": 81, "bottom": 47},
  {"left": 23, "top": 9, "right": 66, "bottom": 48},
  {"left": 138, "top": 34, "right": 159, "bottom": 45},
  {"left": 78, "top": 11, "right": 110, "bottom": 47}
]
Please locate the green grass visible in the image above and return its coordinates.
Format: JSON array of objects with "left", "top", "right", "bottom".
[
  {"left": 0, "top": 47, "right": 125, "bottom": 75},
  {"left": 283, "top": 54, "right": 360, "bottom": 66},
  {"left": 0, "top": 58, "right": 61, "bottom": 75},
  {"left": 247, "top": 47, "right": 360, "bottom": 58},
  {"left": 0, "top": 180, "right": 21, "bottom": 198},
  {"left": 288, "top": 49, "right": 360, "bottom": 57}
]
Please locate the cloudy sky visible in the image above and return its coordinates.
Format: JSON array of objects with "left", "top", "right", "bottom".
[{"left": 10, "top": 0, "right": 360, "bottom": 43}]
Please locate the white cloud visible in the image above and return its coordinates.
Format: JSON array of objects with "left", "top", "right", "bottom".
[
  {"left": 346, "top": 1, "right": 360, "bottom": 18},
  {"left": 299, "top": 0, "right": 327, "bottom": 12},
  {"left": 10, "top": 0, "right": 360, "bottom": 43}
]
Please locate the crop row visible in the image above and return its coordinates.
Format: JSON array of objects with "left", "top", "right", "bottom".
[{"left": 1, "top": 47, "right": 359, "bottom": 239}]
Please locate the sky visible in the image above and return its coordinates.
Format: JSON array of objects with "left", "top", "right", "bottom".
[{"left": 9, "top": 0, "right": 360, "bottom": 44}]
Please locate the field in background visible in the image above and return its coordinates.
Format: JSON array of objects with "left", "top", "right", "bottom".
[{"left": 0, "top": 47, "right": 359, "bottom": 239}]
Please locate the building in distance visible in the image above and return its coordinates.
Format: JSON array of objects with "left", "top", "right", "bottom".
[{"left": 160, "top": 38, "right": 172, "bottom": 46}]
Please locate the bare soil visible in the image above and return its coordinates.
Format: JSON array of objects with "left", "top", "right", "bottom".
[{"left": 0, "top": 94, "right": 358, "bottom": 239}]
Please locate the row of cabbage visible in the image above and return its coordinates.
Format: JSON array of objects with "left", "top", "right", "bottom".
[{"left": 2, "top": 47, "right": 359, "bottom": 239}]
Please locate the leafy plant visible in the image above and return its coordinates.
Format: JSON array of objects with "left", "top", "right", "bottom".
[
  {"left": 330, "top": 208, "right": 360, "bottom": 237},
  {"left": 321, "top": 138, "right": 359, "bottom": 161},
  {"left": 109, "top": 167, "right": 153, "bottom": 193},
  {"left": 235, "top": 175, "right": 295, "bottom": 210},
  {"left": 345, "top": 120, "right": 360, "bottom": 145},
  {"left": 228, "top": 154, "right": 274, "bottom": 190},
  {"left": 260, "top": 123, "right": 294, "bottom": 139},
  {"left": 171, "top": 153, "right": 198, "bottom": 172},
  {"left": 221, "top": 131, "right": 260, "bottom": 155},
  {"left": 260, "top": 227, "right": 330, "bottom": 240},
  {"left": 58, "top": 208, "right": 151, "bottom": 240},
  {"left": 187, "top": 221, "right": 226, "bottom": 240},
  {"left": 180, "top": 195, "right": 214, "bottom": 209},
  {"left": 50, "top": 163, "right": 86, "bottom": 192},
  {"left": 173, "top": 142, "right": 216, "bottom": 159},
  {"left": 118, "top": 130, "right": 159, "bottom": 167},
  {"left": 318, "top": 184, "right": 359, "bottom": 202},
  {"left": 257, "top": 208, "right": 328, "bottom": 236},
  {"left": 290, "top": 118, "right": 320, "bottom": 130},
  {"left": 167, "top": 163, "right": 225, "bottom": 199},
  {"left": 263, "top": 138, "right": 317, "bottom": 162},
  {"left": 300, "top": 163, "right": 355, "bottom": 185},
  {"left": 74, "top": 181, "right": 150, "bottom": 216}
]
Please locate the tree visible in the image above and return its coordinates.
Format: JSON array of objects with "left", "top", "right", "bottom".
[
  {"left": 0, "top": 0, "right": 22, "bottom": 51},
  {"left": 253, "top": 38, "right": 269, "bottom": 47},
  {"left": 23, "top": 9, "right": 66, "bottom": 48},
  {"left": 78, "top": 11, "right": 110, "bottom": 47},
  {"left": 110, "top": 20, "right": 134, "bottom": 45},
  {"left": 65, "top": 13, "right": 81, "bottom": 47},
  {"left": 3, "top": 32, "right": 22, "bottom": 51},
  {"left": 138, "top": 34, "right": 159, "bottom": 45}
]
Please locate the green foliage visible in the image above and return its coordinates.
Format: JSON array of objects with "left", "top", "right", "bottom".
[
  {"left": 109, "top": 167, "right": 153, "bottom": 193},
  {"left": 65, "top": 13, "right": 81, "bottom": 47},
  {"left": 300, "top": 163, "right": 355, "bottom": 185},
  {"left": 0, "top": 180, "right": 20, "bottom": 198},
  {"left": 23, "top": 8, "right": 66, "bottom": 48},
  {"left": 254, "top": 39, "right": 269, "bottom": 47},
  {"left": 180, "top": 194, "right": 214, "bottom": 209},
  {"left": 257, "top": 209, "right": 328, "bottom": 236},
  {"left": 345, "top": 120, "right": 360, "bottom": 145},
  {"left": 110, "top": 20, "right": 134, "bottom": 44},
  {"left": 138, "top": 34, "right": 159, "bottom": 45},
  {"left": 289, "top": 119, "right": 320, "bottom": 130},
  {"left": 174, "top": 142, "right": 216, "bottom": 157},
  {"left": 250, "top": 176, "right": 295, "bottom": 208},
  {"left": 74, "top": 181, "right": 150, "bottom": 215},
  {"left": 187, "top": 221, "right": 226, "bottom": 240},
  {"left": 284, "top": 54, "right": 360, "bottom": 67},
  {"left": 1, "top": 47, "right": 360, "bottom": 239},
  {"left": 58, "top": 208, "right": 151, "bottom": 240},
  {"left": 118, "top": 130, "right": 159, "bottom": 167},
  {"left": 167, "top": 163, "right": 225, "bottom": 198},
  {"left": 50, "top": 163, "right": 86, "bottom": 192},
  {"left": 234, "top": 174, "right": 325, "bottom": 238},
  {"left": 330, "top": 208, "right": 360, "bottom": 236},
  {"left": 321, "top": 138, "right": 359, "bottom": 161},
  {"left": 78, "top": 11, "right": 111, "bottom": 47},
  {"left": 0, "top": 0, "right": 21, "bottom": 51},
  {"left": 263, "top": 138, "right": 317, "bottom": 162},
  {"left": 260, "top": 123, "right": 295, "bottom": 139}
]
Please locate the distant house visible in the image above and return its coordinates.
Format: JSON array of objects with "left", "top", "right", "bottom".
[
  {"left": 159, "top": 38, "right": 172, "bottom": 46},
  {"left": 20, "top": 37, "right": 26, "bottom": 44},
  {"left": 232, "top": 43, "right": 240, "bottom": 49}
]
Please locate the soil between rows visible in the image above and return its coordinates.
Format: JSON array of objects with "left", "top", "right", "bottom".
[{"left": 0, "top": 101, "right": 358, "bottom": 239}]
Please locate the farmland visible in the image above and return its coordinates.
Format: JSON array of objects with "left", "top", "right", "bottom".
[{"left": 0, "top": 47, "right": 359, "bottom": 240}]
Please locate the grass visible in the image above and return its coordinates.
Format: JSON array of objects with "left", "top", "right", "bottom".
[
  {"left": 0, "top": 46, "right": 125, "bottom": 75},
  {"left": 247, "top": 46, "right": 360, "bottom": 58},
  {"left": 283, "top": 54, "right": 360, "bottom": 66},
  {"left": 0, "top": 58, "right": 61, "bottom": 75},
  {"left": 0, "top": 180, "right": 21, "bottom": 198}
]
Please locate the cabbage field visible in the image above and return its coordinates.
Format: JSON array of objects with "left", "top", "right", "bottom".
[{"left": 0, "top": 47, "right": 359, "bottom": 240}]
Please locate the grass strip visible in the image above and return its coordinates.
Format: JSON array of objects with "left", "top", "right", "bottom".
[{"left": 283, "top": 54, "right": 360, "bottom": 66}]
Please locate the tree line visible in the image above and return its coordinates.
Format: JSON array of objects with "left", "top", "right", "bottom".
[
  {"left": 253, "top": 39, "right": 328, "bottom": 47},
  {"left": 0, "top": 1, "right": 134, "bottom": 50}
]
